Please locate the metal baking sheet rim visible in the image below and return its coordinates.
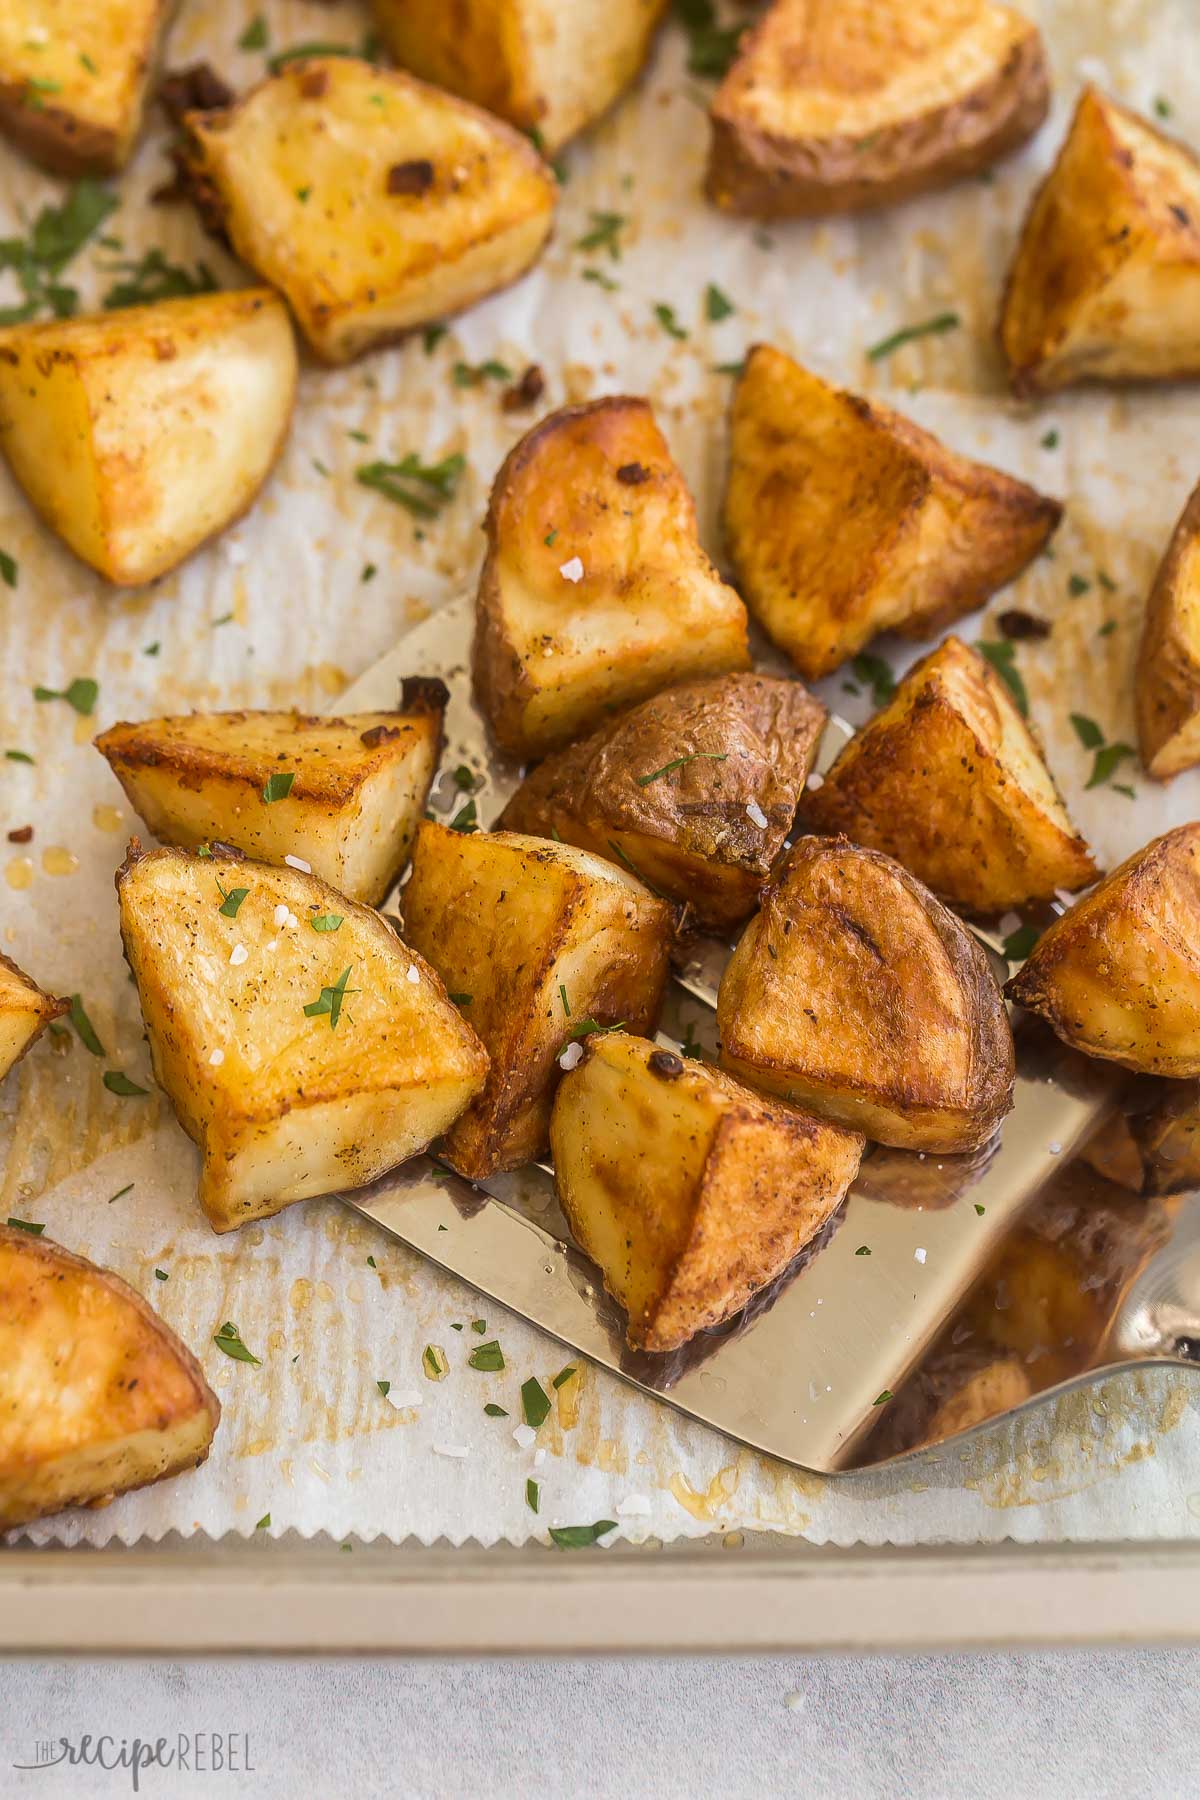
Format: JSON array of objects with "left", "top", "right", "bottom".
[{"left": 2, "top": 1537, "right": 1200, "bottom": 1654}]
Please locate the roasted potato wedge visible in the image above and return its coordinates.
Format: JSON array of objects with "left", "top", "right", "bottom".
[
  {"left": 96, "top": 687, "right": 446, "bottom": 905},
  {"left": 496, "top": 672, "right": 825, "bottom": 933},
  {"left": 717, "top": 836, "right": 1015, "bottom": 1151},
  {"left": 401, "top": 823, "right": 672, "bottom": 1177},
  {"left": 179, "top": 57, "right": 556, "bottom": 365},
  {"left": 550, "top": 1031, "right": 864, "bottom": 1351},
  {"left": 371, "top": 0, "right": 668, "bottom": 154},
  {"left": 0, "top": 952, "right": 66, "bottom": 1084},
  {"left": 1000, "top": 87, "right": 1200, "bottom": 395},
  {"left": 803, "top": 635, "right": 1097, "bottom": 912},
  {"left": 1007, "top": 824, "right": 1200, "bottom": 1079},
  {"left": 708, "top": 0, "right": 1049, "bottom": 217},
  {"left": 118, "top": 843, "right": 488, "bottom": 1231},
  {"left": 1137, "top": 479, "right": 1200, "bottom": 781},
  {"left": 0, "top": 1, "right": 175, "bottom": 175},
  {"left": 0, "top": 289, "right": 296, "bottom": 586},
  {"left": 724, "top": 346, "right": 1061, "bottom": 680},
  {"left": 1132, "top": 1082, "right": 1200, "bottom": 1194},
  {"left": 0, "top": 1225, "right": 219, "bottom": 1530},
  {"left": 474, "top": 398, "right": 750, "bottom": 757},
  {"left": 917, "top": 1358, "right": 1033, "bottom": 1448}
]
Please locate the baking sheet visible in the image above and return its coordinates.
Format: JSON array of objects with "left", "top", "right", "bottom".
[{"left": 3, "top": 0, "right": 1200, "bottom": 1549}]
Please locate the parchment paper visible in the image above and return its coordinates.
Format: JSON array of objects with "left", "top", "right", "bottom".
[{"left": 4, "top": 0, "right": 1200, "bottom": 1548}]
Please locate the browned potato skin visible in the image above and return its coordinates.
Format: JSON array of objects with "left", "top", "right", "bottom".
[
  {"left": 999, "top": 87, "right": 1200, "bottom": 396},
  {"left": 707, "top": 0, "right": 1049, "bottom": 218},
  {"left": 718, "top": 836, "right": 1015, "bottom": 1151},
  {"left": 1007, "top": 824, "right": 1200, "bottom": 1078},
  {"left": 0, "top": 0, "right": 176, "bottom": 176},
  {"left": 0, "top": 951, "right": 67, "bottom": 1084},
  {"left": 550, "top": 1032, "right": 863, "bottom": 1351},
  {"left": 725, "top": 346, "right": 1061, "bottom": 681},
  {"left": 916, "top": 1358, "right": 1034, "bottom": 1448},
  {"left": 401, "top": 823, "right": 674, "bottom": 1178},
  {"left": 803, "top": 636, "right": 1098, "bottom": 913},
  {"left": 0, "top": 1225, "right": 219, "bottom": 1530},
  {"left": 1137, "top": 481, "right": 1200, "bottom": 781},
  {"left": 496, "top": 672, "right": 826, "bottom": 933},
  {"left": 474, "top": 397, "right": 750, "bottom": 758},
  {"left": 370, "top": 0, "right": 670, "bottom": 155}
]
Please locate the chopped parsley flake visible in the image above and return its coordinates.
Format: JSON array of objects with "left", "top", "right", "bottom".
[
  {"left": 256, "top": 1512, "right": 271, "bottom": 1529},
  {"left": 33, "top": 676, "right": 97, "bottom": 715},
  {"left": 422, "top": 324, "right": 447, "bottom": 354},
  {"left": 484, "top": 1403, "right": 509, "bottom": 1417},
  {"left": 309, "top": 913, "right": 344, "bottom": 933},
  {"left": 574, "top": 210, "right": 627, "bottom": 260},
  {"left": 303, "top": 966, "right": 357, "bottom": 1030},
  {"left": 550, "top": 1520, "right": 617, "bottom": 1549},
  {"left": 217, "top": 882, "right": 250, "bottom": 919},
  {"left": 873, "top": 1390, "right": 893, "bottom": 1407},
  {"left": 978, "top": 640, "right": 1028, "bottom": 716},
  {"left": 213, "top": 1321, "right": 261, "bottom": 1364},
  {"left": 1070, "top": 714, "right": 1104, "bottom": 751},
  {"left": 68, "top": 993, "right": 105, "bottom": 1056},
  {"left": 155, "top": 1268, "right": 168, "bottom": 1281},
  {"left": 867, "top": 312, "right": 960, "bottom": 362},
  {"left": 1040, "top": 429, "right": 1059, "bottom": 450},
  {"left": 552, "top": 1365, "right": 576, "bottom": 1389},
  {"left": 1002, "top": 924, "right": 1039, "bottom": 963},
  {"left": 0, "top": 550, "right": 16, "bottom": 588},
  {"left": 453, "top": 358, "right": 512, "bottom": 387},
  {"left": 653, "top": 301, "right": 688, "bottom": 340},
  {"left": 103, "top": 1070, "right": 148, "bottom": 1096},
  {"left": 361, "top": 563, "right": 377, "bottom": 583},
  {"left": 101, "top": 249, "right": 217, "bottom": 310},
  {"left": 1068, "top": 573, "right": 1091, "bottom": 597},
  {"left": 261, "top": 770, "right": 295, "bottom": 804},
  {"left": 239, "top": 14, "right": 269, "bottom": 50},
  {"left": 521, "top": 1376, "right": 552, "bottom": 1429},
  {"left": 422, "top": 1343, "right": 449, "bottom": 1380},
  {"left": 526, "top": 1478, "right": 540, "bottom": 1514},
  {"left": 6, "top": 1216, "right": 44, "bottom": 1235},
  {"left": 377, "top": 1379, "right": 391, "bottom": 1397},
  {"left": 0, "top": 179, "right": 117, "bottom": 326},
  {"left": 850, "top": 653, "right": 896, "bottom": 707},
  {"left": 855, "top": 1245, "right": 871, "bottom": 1256},
  {"left": 5, "top": 749, "right": 33, "bottom": 763},
  {"left": 675, "top": 0, "right": 743, "bottom": 77},
  {"left": 705, "top": 282, "right": 734, "bottom": 322},
  {"left": 449, "top": 797, "right": 478, "bottom": 834},
  {"left": 468, "top": 1339, "right": 505, "bottom": 1371}
]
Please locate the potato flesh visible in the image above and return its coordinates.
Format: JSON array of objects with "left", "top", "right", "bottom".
[
  {"left": 708, "top": 0, "right": 1048, "bottom": 215},
  {"left": 0, "top": 0, "right": 170, "bottom": 171},
  {"left": 97, "top": 709, "right": 441, "bottom": 904},
  {"left": 186, "top": 58, "right": 556, "bottom": 364},
  {"left": 718, "top": 836, "right": 1014, "bottom": 1151},
  {"left": 1137, "top": 483, "right": 1200, "bottom": 781},
  {"left": 550, "top": 1032, "right": 863, "bottom": 1350},
  {"left": 474, "top": 398, "right": 750, "bottom": 756},
  {"left": 401, "top": 825, "right": 672, "bottom": 1177},
  {"left": 803, "top": 635, "right": 1096, "bottom": 912},
  {"left": 0, "top": 290, "right": 296, "bottom": 585},
  {"left": 118, "top": 847, "right": 488, "bottom": 1230},
  {"left": 497, "top": 671, "right": 826, "bottom": 931},
  {"left": 1007, "top": 825, "right": 1200, "bottom": 1078},
  {"left": 0, "top": 1226, "right": 218, "bottom": 1529},
  {"left": 0, "top": 954, "right": 62, "bottom": 1083},
  {"left": 1000, "top": 88, "right": 1200, "bottom": 393},
  {"left": 725, "top": 347, "right": 1059, "bottom": 680},
  {"left": 371, "top": 0, "right": 669, "bottom": 153}
]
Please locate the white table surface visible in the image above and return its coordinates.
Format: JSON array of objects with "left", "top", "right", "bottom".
[{"left": 0, "top": 1650, "right": 1187, "bottom": 1797}]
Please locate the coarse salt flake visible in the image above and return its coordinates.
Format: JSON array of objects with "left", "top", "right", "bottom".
[
  {"left": 512, "top": 1423, "right": 537, "bottom": 1450},
  {"left": 432, "top": 1443, "right": 470, "bottom": 1459},
  {"left": 266, "top": 939, "right": 278, "bottom": 953},
  {"left": 1048, "top": 1141, "right": 1062, "bottom": 1156},
  {"left": 1054, "top": 888, "right": 1076, "bottom": 909},
  {"left": 222, "top": 539, "right": 248, "bottom": 566},
  {"left": 286, "top": 913, "right": 298, "bottom": 929},
  {"left": 285, "top": 855, "right": 311, "bottom": 874},
  {"left": 914, "top": 1247, "right": 927, "bottom": 1265},
  {"left": 999, "top": 911, "right": 1022, "bottom": 936},
  {"left": 805, "top": 771, "right": 824, "bottom": 791},
  {"left": 559, "top": 556, "right": 584, "bottom": 583},
  {"left": 406, "top": 965, "right": 421, "bottom": 985},
  {"left": 745, "top": 800, "right": 769, "bottom": 829},
  {"left": 533, "top": 1448, "right": 546, "bottom": 1468},
  {"left": 208, "top": 1048, "right": 225, "bottom": 1067},
  {"left": 229, "top": 943, "right": 248, "bottom": 966},
  {"left": 386, "top": 1389, "right": 422, "bottom": 1410},
  {"left": 558, "top": 1041, "right": 584, "bottom": 1072},
  {"left": 273, "top": 904, "right": 290, "bottom": 928},
  {"left": 617, "top": 1493, "right": 651, "bottom": 1517}
]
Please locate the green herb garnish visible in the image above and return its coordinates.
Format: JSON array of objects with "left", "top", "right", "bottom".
[
  {"left": 4, "top": 749, "right": 33, "bottom": 764},
  {"left": 552, "top": 1365, "right": 576, "bottom": 1389},
  {"left": 468, "top": 1340, "right": 505, "bottom": 1372},
  {"left": 0, "top": 550, "right": 16, "bottom": 588},
  {"left": 1002, "top": 924, "right": 1039, "bottom": 962},
  {"left": 575, "top": 211, "right": 626, "bottom": 260},
  {"left": 309, "top": 913, "right": 344, "bottom": 933},
  {"left": 850, "top": 653, "right": 896, "bottom": 707},
  {"left": 214, "top": 1321, "right": 261, "bottom": 1364},
  {"left": 422, "top": 1344, "right": 449, "bottom": 1380},
  {"left": 1070, "top": 714, "right": 1104, "bottom": 750},
  {"left": 217, "top": 883, "right": 249, "bottom": 919},
  {"left": 526, "top": 1478, "right": 540, "bottom": 1514},
  {"left": 453, "top": 359, "right": 512, "bottom": 387},
  {"left": 873, "top": 1390, "right": 893, "bottom": 1407},
  {"left": 705, "top": 283, "right": 734, "bottom": 322},
  {"left": 636, "top": 751, "right": 727, "bottom": 785},
  {"left": 653, "top": 301, "right": 688, "bottom": 340},
  {"left": 978, "top": 640, "right": 1028, "bottom": 716},
  {"left": 103, "top": 1070, "right": 148, "bottom": 1096},
  {"left": 449, "top": 797, "right": 478, "bottom": 833},
  {"left": 355, "top": 452, "right": 465, "bottom": 517},
  {"left": 33, "top": 676, "right": 97, "bottom": 715},
  {"left": 68, "top": 993, "right": 105, "bottom": 1056},
  {"left": 377, "top": 1379, "right": 391, "bottom": 1398},
  {"left": 303, "top": 966, "right": 357, "bottom": 1030},
  {"left": 521, "top": 1376, "right": 551, "bottom": 1429},
  {"left": 675, "top": 0, "right": 743, "bottom": 77},
  {"left": 550, "top": 1521, "right": 617, "bottom": 1549},
  {"left": 867, "top": 312, "right": 960, "bottom": 362},
  {"left": 484, "top": 1403, "right": 509, "bottom": 1417},
  {"left": 261, "top": 770, "right": 295, "bottom": 804},
  {"left": 582, "top": 267, "right": 618, "bottom": 291},
  {"left": 0, "top": 180, "right": 117, "bottom": 325},
  {"left": 101, "top": 248, "right": 216, "bottom": 311},
  {"left": 239, "top": 14, "right": 269, "bottom": 50},
  {"left": 6, "top": 1217, "right": 44, "bottom": 1234}
]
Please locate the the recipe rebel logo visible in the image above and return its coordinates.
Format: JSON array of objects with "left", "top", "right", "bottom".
[{"left": 12, "top": 1734, "right": 255, "bottom": 1791}]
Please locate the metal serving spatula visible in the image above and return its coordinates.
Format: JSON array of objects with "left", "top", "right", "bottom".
[{"left": 335, "top": 598, "right": 1200, "bottom": 1473}]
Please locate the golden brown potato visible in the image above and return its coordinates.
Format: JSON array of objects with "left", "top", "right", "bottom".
[
  {"left": 718, "top": 835, "right": 1014, "bottom": 1151},
  {"left": 1079, "top": 1112, "right": 1148, "bottom": 1194},
  {"left": 917, "top": 1358, "right": 1033, "bottom": 1448},
  {"left": 496, "top": 672, "right": 825, "bottom": 933},
  {"left": 1000, "top": 87, "right": 1200, "bottom": 395},
  {"left": 0, "top": 1224, "right": 219, "bottom": 1530},
  {"left": 1134, "top": 1082, "right": 1200, "bottom": 1193},
  {"left": 0, "top": 952, "right": 66, "bottom": 1085},
  {"left": 371, "top": 0, "right": 668, "bottom": 154},
  {"left": 803, "top": 635, "right": 1098, "bottom": 912},
  {"left": 180, "top": 57, "right": 556, "bottom": 365},
  {"left": 1137, "top": 480, "right": 1200, "bottom": 781},
  {"left": 0, "top": 289, "right": 296, "bottom": 587},
  {"left": 118, "top": 843, "right": 488, "bottom": 1232},
  {"left": 0, "top": 0, "right": 175, "bottom": 175},
  {"left": 473, "top": 398, "right": 751, "bottom": 758},
  {"left": 550, "top": 1031, "right": 864, "bottom": 1351},
  {"left": 96, "top": 686, "right": 446, "bottom": 906},
  {"left": 707, "top": 0, "right": 1049, "bottom": 217},
  {"left": 401, "top": 823, "right": 672, "bottom": 1178},
  {"left": 724, "top": 346, "right": 1061, "bottom": 681},
  {"left": 1007, "top": 825, "right": 1200, "bottom": 1078}
]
